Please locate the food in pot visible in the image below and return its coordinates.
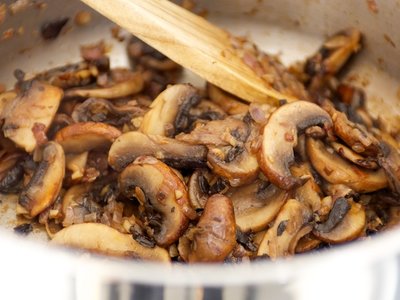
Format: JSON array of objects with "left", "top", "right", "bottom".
[{"left": 2, "top": 28, "right": 400, "bottom": 264}]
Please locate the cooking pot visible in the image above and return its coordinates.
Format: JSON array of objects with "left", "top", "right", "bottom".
[{"left": 0, "top": 0, "right": 399, "bottom": 299}]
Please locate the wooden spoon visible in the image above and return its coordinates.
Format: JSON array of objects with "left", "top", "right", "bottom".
[{"left": 81, "top": 0, "right": 297, "bottom": 104}]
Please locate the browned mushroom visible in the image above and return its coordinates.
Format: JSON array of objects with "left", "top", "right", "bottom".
[
  {"left": 257, "top": 199, "right": 313, "bottom": 259},
  {"left": 176, "top": 117, "right": 249, "bottom": 147},
  {"left": 3, "top": 81, "right": 63, "bottom": 152},
  {"left": 65, "top": 71, "right": 144, "bottom": 99},
  {"left": 54, "top": 122, "right": 121, "bottom": 153},
  {"left": 331, "top": 141, "right": 378, "bottom": 169},
  {"left": 179, "top": 194, "right": 236, "bottom": 263},
  {"left": 19, "top": 142, "right": 65, "bottom": 217},
  {"left": 313, "top": 198, "right": 366, "bottom": 243},
  {"left": 295, "top": 233, "right": 322, "bottom": 253},
  {"left": 188, "top": 169, "right": 228, "bottom": 210},
  {"left": 226, "top": 180, "right": 290, "bottom": 232},
  {"left": 378, "top": 141, "right": 400, "bottom": 194},
  {"left": 290, "top": 163, "right": 323, "bottom": 212},
  {"left": 305, "top": 28, "right": 361, "bottom": 77},
  {"left": 307, "top": 137, "right": 388, "bottom": 192},
  {"left": 207, "top": 145, "right": 259, "bottom": 187},
  {"left": 259, "top": 101, "right": 332, "bottom": 190},
  {"left": 323, "top": 101, "right": 380, "bottom": 156},
  {"left": 51, "top": 223, "right": 170, "bottom": 262},
  {"left": 0, "top": 90, "right": 16, "bottom": 117},
  {"left": 71, "top": 98, "right": 146, "bottom": 126},
  {"left": 108, "top": 131, "right": 207, "bottom": 172},
  {"left": 140, "top": 84, "right": 200, "bottom": 136},
  {"left": 119, "top": 156, "right": 195, "bottom": 247},
  {"left": 206, "top": 83, "right": 249, "bottom": 115},
  {"left": 65, "top": 152, "right": 88, "bottom": 180}
]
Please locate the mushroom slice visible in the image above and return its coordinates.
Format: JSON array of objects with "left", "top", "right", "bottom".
[
  {"left": 259, "top": 101, "right": 332, "bottom": 190},
  {"left": 257, "top": 199, "right": 312, "bottom": 259},
  {"left": 207, "top": 83, "right": 248, "bottom": 115},
  {"left": 119, "top": 156, "right": 195, "bottom": 247},
  {"left": 140, "top": 84, "right": 200, "bottom": 136},
  {"left": 331, "top": 141, "right": 378, "bottom": 169},
  {"left": 3, "top": 81, "right": 63, "bottom": 152},
  {"left": 51, "top": 223, "right": 170, "bottom": 262},
  {"left": 305, "top": 28, "right": 361, "bottom": 77},
  {"left": 188, "top": 169, "right": 228, "bottom": 210},
  {"left": 207, "top": 145, "right": 259, "bottom": 187},
  {"left": 72, "top": 98, "right": 146, "bottom": 126},
  {"left": 65, "top": 152, "right": 88, "bottom": 180},
  {"left": 323, "top": 101, "right": 380, "bottom": 156},
  {"left": 19, "top": 142, "right": 65, "bottom": 217},
  {"left": 55, "top": 122, "right": 121, "bottom": 154},
  {"left": 176, "top": 117, "right": 249, "bottom": 147},
  {"left": 295, "top": 233, "right": 322, "bottom": 253},
  {"left": 290, "top": 163, "right": 322, "bottom": 212},
  {"left": 307, "top": 137, "right": 387, "bottom": 193},
  {"left": 226, "top": 180, "right": 289, "bottom": 232},
  {"left": 108, "top": 131, "right": 207, "bottom": 172},
  {"left": 378, "top": 142, "right": 400, "bottom": 194},
  {"left": 313, "top": 199, "right": 366, "bottom": 243},
  {"left": 65, "top": 72, "right": 144, "bottom": 99},
  {"left": 180, "top": 194, "right": 236, "bottom": 263}
]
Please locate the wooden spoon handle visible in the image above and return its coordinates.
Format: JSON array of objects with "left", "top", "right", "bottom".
[{"left": 81, "top": 0, "right": 296, "bottom": 104}]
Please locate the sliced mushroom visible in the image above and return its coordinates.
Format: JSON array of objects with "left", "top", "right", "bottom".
[
  {"left": 65, "top": 152, "right": 88, "bottom": 180},
  {"left": 257, "top": 199, "right": 312, "bottom": 259},
  {"left": 290, "top": 163, "right": 322, "bottom": 212},
  {"left": 19, "top": 142, "right": 65, "bottom": 217},
  {"left": 295, "top": 233, "right": 322, "bottom": 253},
  {"left": 140, "top": 84, "right": 200, "bottom": 136},
  {"left": 72, "top": 98, "right": 146, "bottom": 126},
  {"left": 323, "top": 101, "right": 380, "bottom": 156},
  {"left": 378, "top": 141, "right": 400, "bottom": 194},
  {"left": 313, "top": 199, "right": 366, "bottom": 243},
  {"left": 305, "top": 28, "right": 361, "bottom": 77},
  {"left": 331, "top": 141, "right": 378, "bottom": 169},
  {"left": 35, "top": 62, "right": 96, "bottom": 89},
  {"left": 55, "top": 122, "right": 121, "bottom": 154},
  {"left": 176, "top": 117, "right": 249, "bottom": 147},
  {"left": 3, "top": 81, "right": 63, "bottom": 152},
  {"left": 307, "top": 137, "right": 388, "bottom": 192},
  {"left": 259, "top": 101, "right": 332, "bottom": 190},
  {"left": 61, "top": 183, "right": 102, "bottom": 227},
  {"left": 207, "top": 83, "right": 248, "bottom": 115},
  {"left": 51, "top": 223, "right": 170, "bottom": 262},
  {"left": 189, "top": 100, "right": 226, "bottom": 121},
  {"left": 108, "top": 131, "right": 207, "bottom": 172},
  {"left": 65, "top": 71, "right": 144, "bottom": 99},
  {"left": 207, "top": 145, "right": 259, "bottom": 187},
  {"left": 180, "top": 194, "right": 236, "bottom": 263},
  {"left": 188, "top": 169, "right": 228, "bottom": 210},
  {"left": 226, "top": 180, "right": 290, "bottom": 232},
  {"left": 119, "top": 156, "right": 195, "bottom": 247}
]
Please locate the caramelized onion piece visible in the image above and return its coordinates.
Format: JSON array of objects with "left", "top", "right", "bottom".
[
  {"left": 257, "top": 199, "right": 312, "bottom": 259},
  {"left": 307, "top": 138, "right": 387, "bottom": 193},
  {"left": 183, "top": 194, "right": 236, "bottom": 263},
  {"left": 119, "top": 156, "right": 195, "bottom": 247},
  {"left": 3, "top": 81, "right": 63, "bottom": 152},
  {"left": 55, "top": 122, "right": 121, "bottom": 154},
  {"left": 259, "top": 101, "right": 332, "bottom": 190},
  {"left": 226, "top": 180, "right": 289, "bottom": 232},
  {"left": 108, "top": 131, "right": 207, "bottom": 172},
  {"left": 19, "top": 142, "right": 65, "bottom": 217},
  {"left": 51, "top": 223, "right": 170, "bottom": 262}
]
